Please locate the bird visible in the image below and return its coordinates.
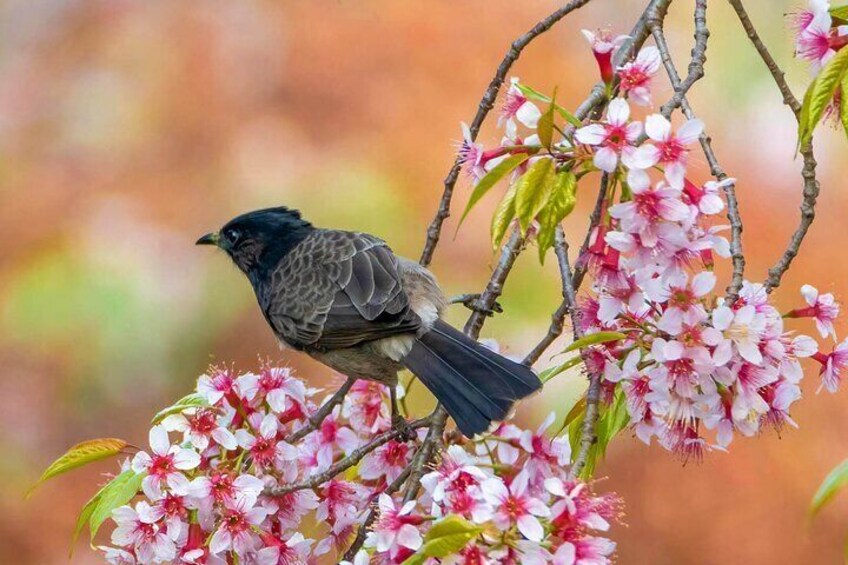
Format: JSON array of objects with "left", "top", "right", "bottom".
[{"left": 196, "top": 206, "right": 542, "bottom": 437}]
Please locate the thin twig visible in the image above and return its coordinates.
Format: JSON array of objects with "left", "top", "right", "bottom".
[
  {"left": 658, "top": 0, "right": 708, "bottom": 118},
  {"left": 650, "top": 6, "right": 747, "bottom": 298},
  {"left": 726, "top": 0, "right": 801, "bottom": 115},
  {"left": 725, "top": 0, "right": 821, "bottom": 292},
  {"left": 266, "top": 417, "right": 432, "bottom": 497},
  {"left": 419, "top": 0, "right": 596, "bottom": 267},
  {"left": 523, "top": 227, "right": 578, "bottom": 366},
  {"left": 285, "top": 377, "right": 355, "bottom": 444},
  {"left": 763, "top": 145, "right": 820, "bottom": 292},
  {"left": 342, "top": 465, "right": 412, "bottom": 561}
]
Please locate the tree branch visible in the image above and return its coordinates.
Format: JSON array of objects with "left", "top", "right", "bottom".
[
  {"left": 419, "top": 0, "right": 596, "bottom": 267},
  {"left": 266, "top": 416, "right": 432, "bottom": 497},
  {"left": 650, "top": 4, "right": 747, "bottom": 299},
  {"left": 285, "top": 377, "right": 355, "bottom": 444},
  {"left": 725, "top": 0, "right": 821, "bottom": 292}
]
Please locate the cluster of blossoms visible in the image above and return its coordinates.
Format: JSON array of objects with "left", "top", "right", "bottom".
[
  {"left": 98, "top": 365, "right": 621, "bottom": 564},
  {"left": 346, "top": 414, "right": 621, "bottom": 565},
  {"left": 459, "top": 28, "right": 844, "bottom": 459}
]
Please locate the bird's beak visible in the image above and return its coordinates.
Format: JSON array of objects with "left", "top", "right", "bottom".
[{"left": 196, "top": 232, "right": 220, "bottom": 246}]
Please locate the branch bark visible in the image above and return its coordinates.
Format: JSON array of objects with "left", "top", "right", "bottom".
[
  {"left": 419, "top": 0, "right": 596, "bottom": 268},
  {"left": 725, "top": 0, "right": 821, "bottom": 293},
  {"left": 650, "top": 3, "right": 747, "bottom": 299}
]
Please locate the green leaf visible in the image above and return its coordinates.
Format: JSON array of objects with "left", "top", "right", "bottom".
[
  {"left": 799, "top": 46, "right": 848, "bottom": 145},
  {"left": 811, "top": 459, "right": 848, "bottom": 516},
  {"left": 402, "top": 515, "right": 484, "bottom": 565},
  {"left": 539, "top": 355, "right": 584, "bottom": 383},
  {"left": 458, "top": 153, "right": 531, "bottom": 229},
  {"left": 515, "top": 83, "right": 582, "bottom": 127},
  {"left": 490, "top": 182, "right": 519, "bottom": 251},
  {"left": 564, "top": 331, "right": 627, "bottom": 353},
  {"left": 537, "top": 171, "right": 577, "bottom": 263},
  {"left": 151, "top": 392, "right": 209, "bottom": 425},
  {"left": 537, "top": 88, "right": 558, "bottom": 150},
  {"left": 569, "top": 388, "right": 630, "bottom": 479},
  {"left": 28, "top": 438, "right": 128, "bottom": 497},
  {"left": 514, "top": 158, "right": 556, "bottom": 234},
  {"left": 69, "top": 473, "right": 119, "bottom": 556},
  {"left": 88, "top": 470, "right": 146, "bottom": 540},
  {"left": 831, "top": 5, "right": 848, "bottom": 20}
]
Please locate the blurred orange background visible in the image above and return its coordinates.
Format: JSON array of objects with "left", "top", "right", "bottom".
[{"left": 2, "top": 1, "right": 847, "bottom": 563}]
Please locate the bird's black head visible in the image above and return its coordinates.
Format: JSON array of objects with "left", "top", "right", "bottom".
[{"left": 196, "top": 206, "right": 315, "bottom": 277}]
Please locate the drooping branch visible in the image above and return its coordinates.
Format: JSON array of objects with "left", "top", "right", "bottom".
[
  {"left": 649, "top": 4, "right": 747, "bottom": 299},
  {"left": 725, "top": 0, "right": 821, "bottom": 293},
  {"left": 726, "top": 0, "right": 801, "bottom": 114},
  {"left": 267, "top": 416, "right": 432, "bottom": 497},
  {"left": 285, "top": 377, "right": 355, "bottom": 444},
  {"left": 419, "top": 0, "right": 596, "bottom": 267}
]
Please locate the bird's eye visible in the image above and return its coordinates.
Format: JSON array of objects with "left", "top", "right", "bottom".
[{"left": 224, "top": 228, "right": 241, "bottom": 244}]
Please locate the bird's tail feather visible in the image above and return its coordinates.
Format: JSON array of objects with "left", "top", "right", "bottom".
[{"left": 402, "top": 320, "right": 542, "bottom": 437}]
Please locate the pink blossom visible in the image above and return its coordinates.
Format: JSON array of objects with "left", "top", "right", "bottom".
[
  {"left": 482, "top": 474, "right": 550, "bottom": 542},
  {"left": 343, "top": 380, "right": 391, "bottom": 434},
  {"left": 188, "top": 471, "right": 264, "bottom": 507},
  {"left": 815, "top": 338, "right": 848, "bottom": 392},
  {"left": 795, "top": 2, "right": 840, "bottom": 72},
  {"left": 136, "top": 491, "right": 189, "bottom": 541},
  {"left": 582, "top": 29, "right": 629, "bottom": 83},
  {"left": 617, "top": 46, "right": 661, "bottom": 106},
  {"left": 683, "top": 178, "right": 730, "bottom": 216},
  {"left": 111, "top": 504, "right": 176, "bottom": 563},
  {"left": 500, "top": 77, "right": 542, "bottom": 128},
  {"left": 712, "top": 304, "right": 766, "bottom": 365},
  {"left": 255, "top": 532, "right": 313, "bottom": 565},
  {"left": 208, "top": 496, "right": 269, "bottom": 557},
  {"left": 788, "top": 284, "right": 840, "bottom": 339},
  {"left": 162, "top": 408, "right": 237, "bottom": 452},
  {"left": 575, "top": 98, "right": 643, "bottom": 173},
  {"left": 196, "top": 368, "right": 237, "bottom": 406},
  {"left": 608, "top": 177, "right": 690, "bottom": 247},
  {"left": 634, "top": 114, "right": 704, "bottom": 189},
  {"left": 131, "top": 425, "right": 199, "bottom": 500},
  {"left": 645, "top": 271, "right": 715, "bottom": 334},
  {"left": 302, "top": 409, "right": 360, "bottom": 469},
  {"left": 359, "top": 439, "right": 413, "bottom": 483},
  {"left": 315, "top": 480, "right": 366, "bottom": 525},
  {"left": 367, "top": 494, "right": 425, "bottom": 557},
  {"left": 235, "top": 413, "right": 297, "bottom": 471}
]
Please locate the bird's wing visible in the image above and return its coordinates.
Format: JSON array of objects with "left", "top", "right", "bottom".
[{"left": 265, "top": 230, "right": 420, "bottom": 350}]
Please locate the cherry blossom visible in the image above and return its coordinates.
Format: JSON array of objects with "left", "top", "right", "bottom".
[
  {"left": 162, "top": 408, "right": 237, "bottom": 452},
  {"left": 366, "top": 494, "right": 425, "bottom": 558},
  {"left": 582, "top": 28, "right": 628, "bottom": 83},
  {"left": 111, "top": 504, "right": 176, "bottom": 564},
  {"left": 617, "top": 45, "right": 661, "bottom": 106},
  {"left": 636, "top": 114, "right": 704, "bottom": 189},
  {"left": 574, "top": 98, "right": 644, "bottom": 173},
  {"left": 788, "top": 284, "right": 840, "bottom": 339},
  {"left": 131, "top": 425, "right": 200, "bottom": 500},
  {"left": 482, "top": 474, "right": 550, "bottom": 542},
  {"left": 500, "top": 77, "right": 542, "bottom": 128}
]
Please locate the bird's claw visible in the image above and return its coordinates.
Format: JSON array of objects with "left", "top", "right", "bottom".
[
  {"left": 452, "top": 293, "right": 503, "bottom": 317},
  {"left": 392, "top": 414, "right": 416, "bottom": 442}
]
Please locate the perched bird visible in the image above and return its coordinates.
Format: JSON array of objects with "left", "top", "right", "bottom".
[{"left": 196, "top": 207, "right": 541, "bottom": 437}]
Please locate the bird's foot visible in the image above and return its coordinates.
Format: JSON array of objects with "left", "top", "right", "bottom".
[
  {"left": 451, "top": 293, "right": 503, "bottom": 317},
  {"left": 392, "top": 414, "right": 416, "bottom": 442}
]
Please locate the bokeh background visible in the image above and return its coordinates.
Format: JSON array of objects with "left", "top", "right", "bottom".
[{"left": 2, "top": 1, "right": 847, "bottom": 563}]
